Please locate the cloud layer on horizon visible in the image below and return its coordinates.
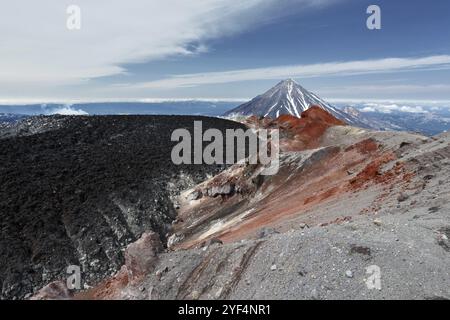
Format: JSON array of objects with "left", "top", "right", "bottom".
[{"left": 359, "top": 103, "right": 426, "bottom": 113}]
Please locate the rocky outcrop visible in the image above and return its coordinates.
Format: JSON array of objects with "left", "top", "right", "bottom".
[
  {"left": 124, "top": 232, "right": 163, "bottom": 281},
  {"left": 30, "top": 281, "right": 72, "bottom": 300},
  {"left": 256, "top": 106, "right": 346, "bottom": 151}
]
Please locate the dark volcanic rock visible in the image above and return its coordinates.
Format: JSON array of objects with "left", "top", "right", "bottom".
[
  {"left": 0, "top": 115, "right": 246, "bottom": 299},
  {"left": 0, "top": 115, "right": 67, "bottom": 139}
]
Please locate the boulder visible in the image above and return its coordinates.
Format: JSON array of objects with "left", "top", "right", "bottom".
[
  {"left": 167, "top": 233, "right": 185, "bottom": 250},
  {"left": 257, "top": 227, "right": 279, "bottom": 239},
  {"left": 187, "top": 190, "right": 203, "bottom": 201},
  {"left": 397, "top": 193, "right": 409, "bottom": 202},
  {"left": 207, "top": 237, "right": 223, "bottom": 246},
  {"left": 207, "top": 184, "right": 235, "bottom": 197}
]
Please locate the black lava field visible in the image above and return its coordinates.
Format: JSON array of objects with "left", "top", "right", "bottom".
[{"left": 0, "top": 115, "right": 246, "bottom": 299}]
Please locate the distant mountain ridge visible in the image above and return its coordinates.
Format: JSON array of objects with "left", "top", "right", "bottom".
[
  {"left": 340, "top": 105, "right": 450, "bottom": 136},
  {"left": 0, "top": 101, "right": 240, "bottom": 117},
  {"left": 0, "top": 113, "right": 27, "bottom": 124}
]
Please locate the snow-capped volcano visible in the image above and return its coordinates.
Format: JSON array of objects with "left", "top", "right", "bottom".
[{"left": 224, "top": 79, "right": 356, "bottom": 124}]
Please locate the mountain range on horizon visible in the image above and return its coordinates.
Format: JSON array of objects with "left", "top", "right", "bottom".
[
  {"left": 222, "top": 79, "right": 450, "bottom": 135},
  {"left": 2, "top": 80, "right": 450, "bottom": 136}
]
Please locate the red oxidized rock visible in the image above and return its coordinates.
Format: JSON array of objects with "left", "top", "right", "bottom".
[
  {"left": 124, "top": 232, "right": 163, "bottom": 280},
  {"left": 30, "top": 281, "right": 72, "bottom": 300},
  {"left": 271, "top": 106, "right": 346, "bottom": 151}
]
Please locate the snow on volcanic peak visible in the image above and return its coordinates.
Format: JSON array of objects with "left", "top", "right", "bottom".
[{"left": 224, "top": 79, "right": 357, "bottom": 124}]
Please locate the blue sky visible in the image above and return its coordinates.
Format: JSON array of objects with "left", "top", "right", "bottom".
[{"left": 1, "top": 0, "right": 450, "bottom": 102}]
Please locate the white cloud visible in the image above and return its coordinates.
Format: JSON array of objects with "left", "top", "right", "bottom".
[
  {"left": 0, "top": 0, "right": 333, "bottom": 88},
  {"left": 42, "top": 105, "right": 88, "bottom": 115},
  {"left": 130, "top": 55, "right": 450, "bottom": 89},
  {"left": 4, "top": 0, "right": 448, "bottom": 103},
  {"left": 360, "top": 103, "right": 426, "bottom": 114}
]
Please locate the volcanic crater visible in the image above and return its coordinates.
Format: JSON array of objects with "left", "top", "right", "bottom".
[{"left": 0, "top": 115, "right": 246, "bottom": 299}]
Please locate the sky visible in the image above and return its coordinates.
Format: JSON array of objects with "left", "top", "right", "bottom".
[{"left": 1, "top": 0, "right": 450, "bottom": 103}]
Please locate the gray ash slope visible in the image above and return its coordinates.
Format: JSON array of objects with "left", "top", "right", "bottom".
[
  {"left": 224, "top": 79, "right": 364, "bottom": 126},
  {"left": 0, "top": 115, "right": 246, "bottom": 299}
]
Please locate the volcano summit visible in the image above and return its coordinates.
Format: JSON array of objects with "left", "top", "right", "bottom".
[{"left": 224, "top": 79, "right": 357, "bottom": 124}]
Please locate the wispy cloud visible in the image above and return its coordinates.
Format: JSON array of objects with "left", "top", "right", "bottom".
[
  {"left": 0, "top": 0, "right": 335, "bottom": 87},
  {"left": 129, "top": 55, "right": 450, "bottom": 89}
]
